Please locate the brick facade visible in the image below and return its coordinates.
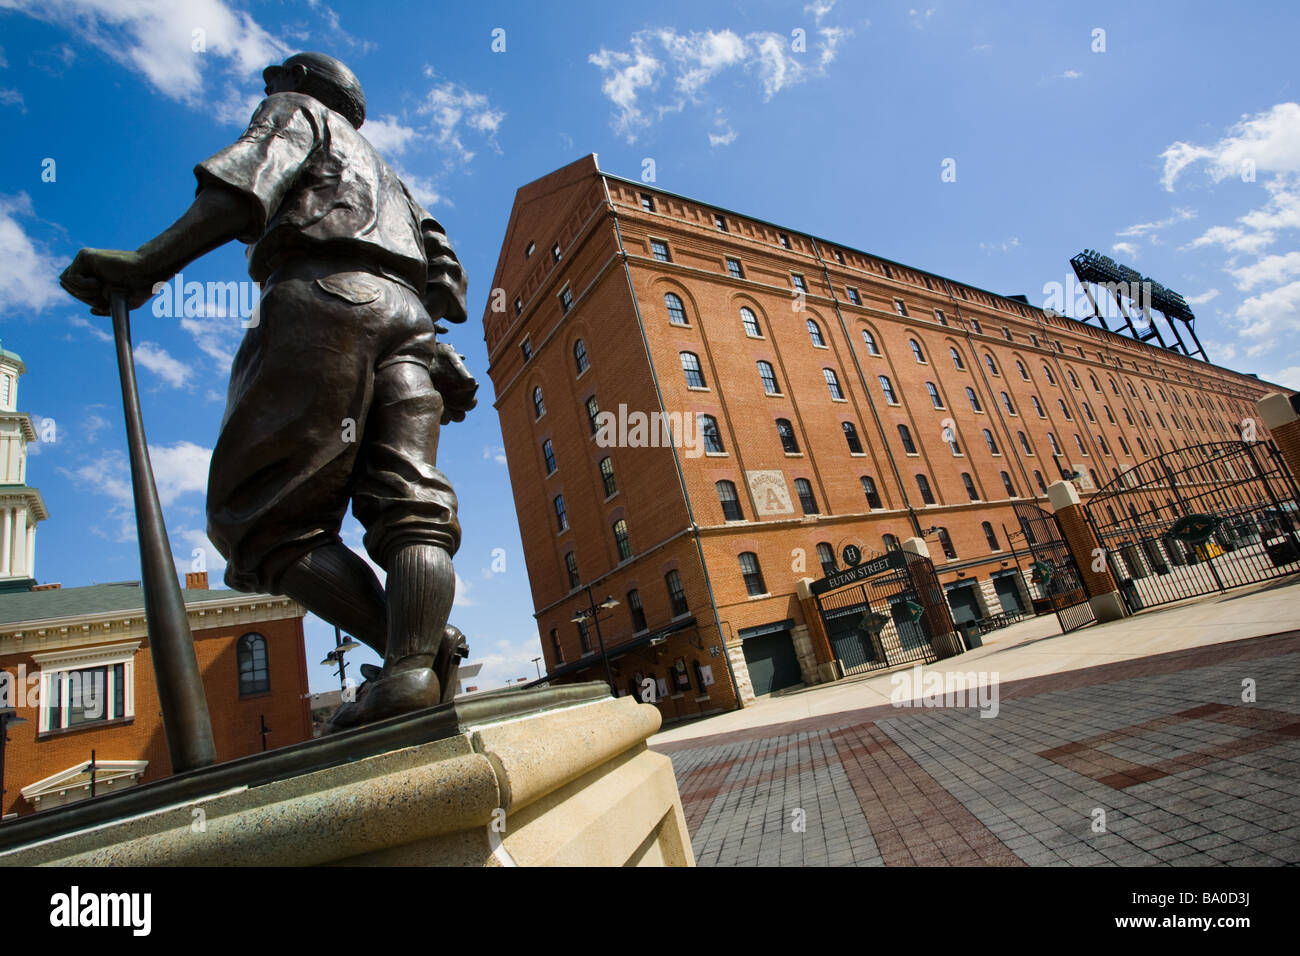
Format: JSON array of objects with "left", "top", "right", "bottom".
[
  {"left": 485, "top": 155, "right": 1285, "bottom": 714},
  {"left": 1, "top": 591, "right": 310, "bottom": 818}
]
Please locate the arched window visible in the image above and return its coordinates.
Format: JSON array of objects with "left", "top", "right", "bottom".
[
  {"left": 1089, "top": 373, "right": 1100, "bottom": 391},
  {"left": 542, "top": 439, "right": 556, "bottom": 475},
  {"left": 599, "top": 456, "right": 616, "bottom": 496},
  {"left": 741, "top": 307, "right": 762, "bottom": 337},
  {"left": 613, "top": 519, "right": 632, "bottom": 561},
  {"left": 1074, "top": 433, "right": 1088, "bottom": 456},
  {"left": 237, "top": 633, "right": 269, "bottom": 697},
  {"left": 984, "top": 354, "right": 999, "bottom": 376},
  {"left": 807, "top": 319, "right": 826, "bottom": 347},
  {"left": 950, "top": 347, "right": 966, "bottom": 370},
  {"left": 962, "top": 472, "right": 979, "bottom": 501},
  {"left": 795, "top": 477, "right": 819, "bottom": 514},
  {"left": 879, "top": 375, "right": 899, "bottom": 404},
  {"left": 926, "top": 382, "right": 943, "bottom": 409},
  {"left": 716, "top": 480, "right": 743, "bottom": 520},
  {"left": 916, "top": 474, "right": 935, "bottom": 504},
  {"left": 1018, "top": 431, "right": 1033, "bottom": 456},
  {"left": 823, "top": 368, "right": 845, "bottom": 400},
  {"left": 665, "top": 570, "right": 689, "bottom": 616},
  {"left": 883, "top": 533, "right": 900, "bottom": 552},
  {"left": 585, "top": 395, "right": 601, "bottom": 434},
  {"left": 701, "top": 415, "right": 724, "bottom": 453},
  {"left": 936, "top": 527, "right": 956, "bottom": 559},
  {"left": 816, "top": 542, "right": 837, "bottom": 576},
  {"left": 1058, "top": 399, "right": 1072, "bottom": 420},
  {"left": 565, "top": 551, "right": 580, "bottom": 588},
  {"left": 842, "top": 422, "right": 864, "bottom": 454},
  {"left": 897, "top": 424, "right": 917, "bottom": 454},
  {"left": 983, "top": 429, "right": 1000, "bottom": 455},
  {"left": 1043, "top": 365, "right": 1056, "bottom": 385},
  {"left": 553, "top": 495, "right": 569, "bottom": 532},
  {"left": 1105, "top": 405, "right": 1116, "bottom": 424},
  {"left": 982, "top": 522, "right": 999, "bottom": 551},
  {"left": 966, "top": 387, "right": 983, "bottom": 412},
  {"left": 665, "top": 292, "right": 688, "bottom": 325},
  {"left": 532, "top": 386, "right": 546, "bottom": 419},
  {"left": 1001, "top": 471, "right": 1016, "bottom": 497},
  {"left": 758, "top": 360, "right": 780, "bottom": 394},
  {"left": 861, "top": 476, "right": 882, "bottom": 509},
  {"left": 1001, "top": 391, "right": 1016, "bottom": 415},
  {"left": 776, "top": 418, "right": 799, "bottom": 454},
  {"left": 1034, "top": 470, "right": 1046, "bottom": 493},
  {"left": 1067, "top": 369, "right": 1080, "bottom": 389},
  {"left": 1031, "top": 395, "right": 1044, "bottom": 417},
  {"left": 680, "top": 351, "right": 706, "bottom": 388},
  {"left": 573, "top": 339, "right": 589, "bottom": 374},
  {"left": 910, "top": 339, "right": 926, "bottom": 363},
  {"left": 862, "top": 329, "right": 880, "bottom": 354},
  {"left": 1048, "top": 432, "right": 1061, "bottom": 455},
  {"left": 1082, "top": 402, "right": 1095, "bottom": 423},
  {"left": 739, "top": 552, "right": 767, "bottom": 596},
  {"left": 1016, "top": 360, "right": 1029, "bottom": 380}
]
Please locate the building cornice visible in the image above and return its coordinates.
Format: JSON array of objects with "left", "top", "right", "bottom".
[{"left": 0, "top": 593, "right": 305, "bottom": 656}]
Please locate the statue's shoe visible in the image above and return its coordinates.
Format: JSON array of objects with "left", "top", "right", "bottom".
[{"left": 322, "top": 665, "right": 443, "bottom": 734}]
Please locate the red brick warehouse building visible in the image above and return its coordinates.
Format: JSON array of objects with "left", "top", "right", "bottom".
[{"left": 483, "top": 154, "right": 1283, "bottom": 718}]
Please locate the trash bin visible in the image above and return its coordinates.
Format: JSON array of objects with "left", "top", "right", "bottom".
[
  {"left": 959, "top": 621, "right": 982, "bottom": 650},
  {"left": 1119, "top": 578, "right": 1143, "bottom": 612}
]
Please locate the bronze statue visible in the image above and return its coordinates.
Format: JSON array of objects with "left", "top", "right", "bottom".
[{"left": 61, "top": 52, "right": 476, "bottom": 732}]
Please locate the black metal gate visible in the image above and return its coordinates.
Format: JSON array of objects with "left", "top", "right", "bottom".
[
  {"left": 815, "top": 551, "right": 955, "bottom": 675},
  {"left": 1083, "top": 440, "right": 1300, "bottom": 612},
  {"left": 1010, "top": 502, "right": 1096, "bottom": 632}
]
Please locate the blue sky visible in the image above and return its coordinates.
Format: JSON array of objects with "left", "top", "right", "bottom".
[{"left": 1, "top": 0, "right": 1297, "bottom": 693}]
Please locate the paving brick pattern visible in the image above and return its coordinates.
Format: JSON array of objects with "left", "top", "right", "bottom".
[{"left": 663, "top": 634, "right": 1300, "bottom": 866}]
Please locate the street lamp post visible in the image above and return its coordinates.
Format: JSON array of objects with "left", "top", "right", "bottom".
[
  {"left": 531, "top": 657, "right": 542, "bottom": 680},
  {"left": 321, "top": 626, "right": 362, "bottom": 693},
  {"left": 572, "top": 586, "right": 620, "bottom": 692},
  {"left": 0, "top": 709, "right": 28, "bottom": 820}
]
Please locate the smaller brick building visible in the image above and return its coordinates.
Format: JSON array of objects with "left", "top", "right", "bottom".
[{"left": 0, "top": 573, "right": 310, "bottom": 818}]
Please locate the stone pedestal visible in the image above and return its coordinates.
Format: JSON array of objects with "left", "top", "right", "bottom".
[{"left": 0, "top": 684, "right": 693, "bottom": 867}]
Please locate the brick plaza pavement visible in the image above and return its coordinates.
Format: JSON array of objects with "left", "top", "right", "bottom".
[{"left": 655, "top": 631, "right": 1300, "bottom": 866}]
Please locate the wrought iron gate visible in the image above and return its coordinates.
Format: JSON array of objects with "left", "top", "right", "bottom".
[
  {"left": 1011, "top": 502, "right": 1096, "bottom": 632},
  {"left": 815, "top": 551, "right": 955, "bottom": 675},
  {"left": 1083, "top": 440, "right": 1300, "bottom": 612}
]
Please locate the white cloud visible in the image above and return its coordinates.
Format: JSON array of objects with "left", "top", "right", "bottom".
[
  {"left": 133, "top": 341, "right": 192, "bottom": 388},
  {"left": 589, "top": 24, "right": 853, "bottom": 143},
  {"left": 978, "top": 237, "right": 1020, "bottom": 253},
  {"left": 0, "top": 88, "right": 23, "bottom": 109},
  {"left": 180, "top": 314, "right": 242, "bottom": 373},
  {"left": 1116, "top": 207, "right": 1196, "bottom": 239},
  {"left": 1160, "top": 102, "right": 1300, "bottom": 191},
  {"left": 418, "top": 76, "right": 505, "bottom": 165},
  {"left": 362, "top": 114, "right": 418, "bottom": 155},
  {"left": 6, "top": 0, "right": 288, "bottom": 109},
  {"left": 1185, "top": 288, "right": 1220, "bottom": 305},
  {"left": 1234, "top": 279, "right": 1300, "bottom": 344},
  {"left": 1228, "top": 251, "right": 1300, "bottom": 291},
  {"left": 70, "top": 314, "right": 113, "bottom": 342},
  {"left": 804, "top": 0, "right": 836, "bottom": 24},
  {"left": 1058, "top": 70, "right": 1083, "bottom": 80},
  {"left": 1111, "top": 241, "right": 1139, "bottom": 260},
  {"left": 147, "top": 441, "right": 212, "bottom": 505},
  {"left": 481, "top": 445, "right": 507, "bottom": 466},
  {"left": 908, "top": 8, "right": 936, "bottom": 29},
  {"left": 0, "top": 193, "right": 63, "bottom": 313}
]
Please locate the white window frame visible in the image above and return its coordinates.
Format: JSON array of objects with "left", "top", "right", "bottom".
[{"left": 33, "top": 642, "right": 140, "bottom": 734}]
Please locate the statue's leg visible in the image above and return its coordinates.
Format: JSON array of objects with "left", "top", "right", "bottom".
[
  {"left": 326, "top": 357, "right": 462, "bottom": 728},
  {"left": 277, "top": 542, "right": 387, "bottom": 656}
]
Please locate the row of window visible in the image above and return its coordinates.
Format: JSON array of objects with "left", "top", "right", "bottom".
[{"left": 550, "top": 570, "right": 689, "bottom": 664}]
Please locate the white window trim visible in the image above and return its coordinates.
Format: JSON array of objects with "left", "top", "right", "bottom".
[{"left": 33, "top": 641, "right": 140, "bottom": 733}]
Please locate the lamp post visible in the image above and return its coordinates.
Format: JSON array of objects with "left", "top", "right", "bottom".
[
  {"left": 0, "top": 709, "right": 28, "bottom": 820},
  {"left": 321, "top": 625, "right": 362, "bottom": 693},
  {"left": 571, "top": 586, "right": 620, "bottom": 692},
  {"left": 531, "top": 657, "right": 542, "bottom": 680}
]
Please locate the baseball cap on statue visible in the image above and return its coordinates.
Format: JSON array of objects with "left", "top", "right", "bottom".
[{"left": 263, "top": 52, "right": 366, "bottom": 129}]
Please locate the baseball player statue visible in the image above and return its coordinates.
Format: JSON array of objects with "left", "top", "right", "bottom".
[{"left": 61, "top": 53, "right": 476, "bottom": 733}]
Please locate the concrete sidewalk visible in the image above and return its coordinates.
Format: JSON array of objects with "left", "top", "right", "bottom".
[{"left": 653, "top": 575, "right": 1300, "bottom": 748}]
